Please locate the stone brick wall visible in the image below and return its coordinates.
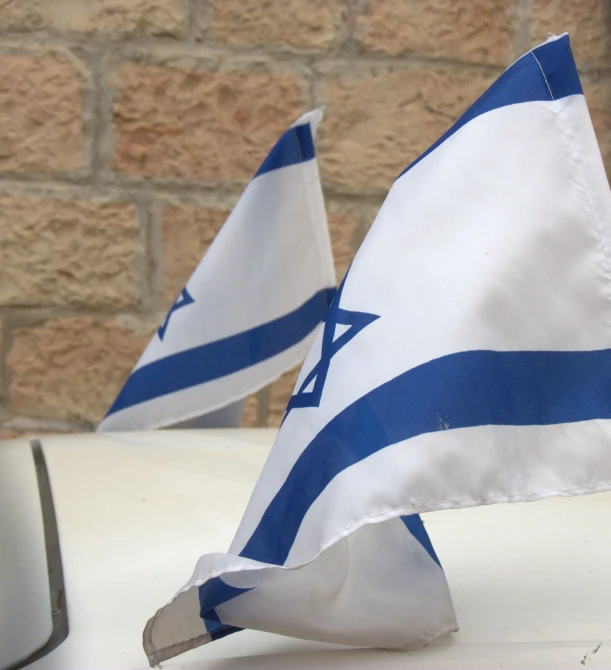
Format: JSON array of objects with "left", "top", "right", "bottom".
[{"left": 0, "top": 0, "right": 608, "bottom": 438}]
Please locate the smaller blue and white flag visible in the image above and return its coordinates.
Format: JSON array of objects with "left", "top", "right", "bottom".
[
  {"left": 98, "top": 110, "right": 336, "bottom": 432},
  {"left": 143, "top": 34, "right": 611, "bottom": 665}
]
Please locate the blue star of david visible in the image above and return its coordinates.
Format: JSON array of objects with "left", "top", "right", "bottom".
[
  {"left": 158, "top": 287, "right": 195, "bottom": 341},
  {"left": 283, "top": 282, "right": 379, "bottom": 420}
]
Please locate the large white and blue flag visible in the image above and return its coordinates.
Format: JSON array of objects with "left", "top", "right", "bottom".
[
  {"left": 98, "top": 110, "right": 336, "bottom": 431},
  {"left": 143, "top": 34, "right": 611, "bottom": 664}
]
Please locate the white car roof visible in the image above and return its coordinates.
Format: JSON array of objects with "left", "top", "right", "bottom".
[{"left": 9, "top": 428, "right": 611, "bottom": 669}]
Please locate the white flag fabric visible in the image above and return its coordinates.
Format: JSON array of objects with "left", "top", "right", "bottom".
[
  {"left": 143, "top": 34, "right": 611, "bottom": 664},
  {"left": 98, "top": 110, "right": 336, "bottom": 431}
]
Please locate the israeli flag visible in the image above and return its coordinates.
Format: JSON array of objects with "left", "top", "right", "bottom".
[
  {"left": 98, "top": 110, "right": 336, "bottom": 431},
  {"left": 143, "top": 34, "right": 611, "bottom": 664}
]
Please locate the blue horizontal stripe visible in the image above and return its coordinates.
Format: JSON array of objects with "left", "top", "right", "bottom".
[
  {"left": 199, "top": 577, "right": 252, "bottom": 618},
  {"left": 105, "top": 287, "right": 336, "bottom": 417},
  {"left": 400, "top": 514, "right": 441, "bottom": 568},
  {"left": 240, "top": 348, "right": 611, "bottom": 565},
  {"left": 199, "top": 576, "right": 251, "bottom": 637},
  {"left": 398, "top": 35, "right": 582, "bottom": 180},
  {"left": 209, "top": 625, "right": 243, "bottom": 642},
  {"left": 255, "top": 122, "right": 315, "bottom": 178}
]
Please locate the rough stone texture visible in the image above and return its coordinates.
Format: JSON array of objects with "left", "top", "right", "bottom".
[
  {"left": 0, "top": 53, "right": 82, "bottom": 173},
  {"left": 328, "top": 210, "right": 359, "bottom": 283},
  {"left": 114, "top": 65, "right": 304, "bottom": 181},
  {"left": 0, "top": 414, "right": 84, "bottom": 435},
  {"left": 531, "top": 0, "right": 611, "bottom": 69},
  {"left": 8, "top": 317, "right": 154, "bottom": 422},
  {"left": 240, "top": 393, "right": 259, "bottom": 428},
  {"left": 318, "top": 66, "right": 494, "bottom": 194},
  {"left": 0, "top": 0, "right": 606, "bottom": 434},
  {"left": 0, "top": 0, "right": 188, "bottom": 37},
  {"left": 268, "top": 365, "right": 300, "bottom": 427},
  {"left": 0, "top": 424, "right": 66, "bottom": 439},
  {"left": 210, "top": 0, "right": 346, "bottom": 49},
  {"left": 0, "top": 195, "right": 140, "bottom": 308},
  {"left": 583, "top": 78, "right": 611, "bottom": 178},
  {"left": 162, "top": 204, "right": 228, "bottom": 304},
  {"left": 356, "top": 0, "right": 511, "bottom": 65},
  {"left": 0, "top": 1, "right": 44, "bottom": 31}
]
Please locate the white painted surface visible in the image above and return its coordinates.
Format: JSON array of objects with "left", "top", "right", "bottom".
[
  {"left": 0, "top": 441, "right": 53, "bottom": 669},
  {"left": 8, "top": 428, "right": 608, "bottom": 669}
]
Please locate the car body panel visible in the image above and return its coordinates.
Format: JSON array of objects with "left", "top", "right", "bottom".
[
  {"left": 1, "top": 428, "right": 607, "bottom": 669},
  {"left": 0, "top": 442, "right": 53, "bottom": 670}
]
